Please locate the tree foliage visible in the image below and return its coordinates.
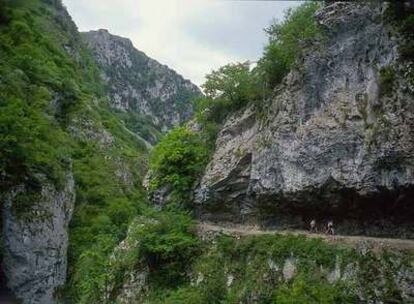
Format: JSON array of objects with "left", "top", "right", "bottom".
[
  {"left": 258, "top": 2, "right": 322, "bottom": 87},
  {"left": 133, "top": 212, "right": 199, "bottom": 286},
  {"left": 0, "top": 2, "right": 149, "bottom": 303},
  {"left": 202, "top": 62, "right": 259, "bottom": 106},
  {"left": 150, "top": 127, "right": 210, "bottom": 206},
  {"left": 196, "top": 62, "right": 261, "bottom": 126}
]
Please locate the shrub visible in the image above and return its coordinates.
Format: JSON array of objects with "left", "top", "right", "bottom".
[
  {"left": 71, "top": 235, "right": 116, "bottom": 304},
  {"left": 202, "top": 62, "right": 260, "bottom": 108},
  {"left": 161, "top": 287, "right": 204, "bottom": 304},
  {"left": 258, "top": 2, "right": 322, "bottom": 87},
  {"left": 274, "top": 274, "right": 356, "bottom": 304},
  {"left": 107, "top": 211, "right": 200, "bottom": 300},
  {"left": 198, "top": 62, "right": 262, "bottom": 124},
  {"left": 149, "top": 127, "right": 210, "bottom": 206},
  {"left": 10, "top": 20, "right": 33, "bottom": 43},
  {"left": 133, "top": 211, "right": 200, "bottom": 287}
]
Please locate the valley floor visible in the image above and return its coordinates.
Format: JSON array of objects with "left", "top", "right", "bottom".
[{"left": 198, "top": 222, "right": 414, "bottom": 252}]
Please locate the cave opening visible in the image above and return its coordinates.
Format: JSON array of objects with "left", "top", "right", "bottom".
[{"left": 259, "top": 185, "right": 414, "bottom": 238}]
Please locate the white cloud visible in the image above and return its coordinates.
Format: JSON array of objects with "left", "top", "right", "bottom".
[{"left": 63, "top": 0, "right": 301, "bottom": 86}]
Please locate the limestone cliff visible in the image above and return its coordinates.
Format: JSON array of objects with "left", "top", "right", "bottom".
[
  {"left": 0, "top": 0, "right": 167, "bottom": 302},
  {"left": 2, "top": 171, "right": 75, "bottom": 304},
  {"left": 195, "top": 2, "right": 414, "bottom": 234},
  {"left": 82, "top": 29, "right": 201, "bottom": 138}
]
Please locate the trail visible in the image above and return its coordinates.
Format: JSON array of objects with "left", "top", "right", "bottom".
[{"left": 197, "top": 222, "right": 414, "bottom": 252}]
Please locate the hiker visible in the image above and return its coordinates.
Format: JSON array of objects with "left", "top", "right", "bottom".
[
  {"left": 326, "top": 220, "right": 335, "bottom": 235},
  {"left": 309, "top": 219, "right": 317, "bottom": 233}
]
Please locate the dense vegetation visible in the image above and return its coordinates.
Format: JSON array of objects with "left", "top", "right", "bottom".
[
  {"left": 96, "top": 220, "right": 413, "bottom": 303},
  {"left": 149, "top": 127, "right": 210, "bottom": 207},
  {"left": 0, "top": 0, "right": 84, "bottom": 193},
  {"left": 113, "top": 110, "right": 162, "bottom": 144},
  {"left": 0, "top": 0, "right": 149, "bottom": 302},
  {"left": 0, "top": 1, "right": 206, "bottom": 303}
]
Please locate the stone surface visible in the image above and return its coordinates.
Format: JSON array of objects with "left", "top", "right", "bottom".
[
  {"left": 82, "top": 29, "right": 202, "bottom": 134},
  {"left": 2, "top": 171, "right": 75, "bottom": 304},
  {"left": 104, "top": 217, "right": 154, "bottom": 303},
  {"left": 195, "top": 2, "right": 414, "bottom": 231}
]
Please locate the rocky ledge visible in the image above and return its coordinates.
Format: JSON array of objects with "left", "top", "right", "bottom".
[{"left": 195, "top": 2, "right": 414, "bottom": 235}]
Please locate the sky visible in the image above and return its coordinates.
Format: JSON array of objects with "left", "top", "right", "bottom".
[{"left": 63, "top": 0, "right": 301, "bottom": 87}]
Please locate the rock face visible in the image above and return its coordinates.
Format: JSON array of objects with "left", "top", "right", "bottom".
[
  {"left": 195, "top": 2, "right": 414, "bottom": 230},
  {"left": 104, "top": 217, "right": 152, "bottom": 303},
  {"left": 2, "top": 171, "right": 75, "bottom": 304},
  {"left": 82, "top": 29, "right": 201, "bottom": 133}
]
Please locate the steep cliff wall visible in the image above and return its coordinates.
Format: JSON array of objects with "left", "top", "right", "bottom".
[
  {"left": 2, "top": 171, "right": 75, "bottom": 304},
  {"left": 82, "top": 30, "right": 201, "bottom": 138},
  {"left": 0, "top": 0, "right": 171, "bottom": 302},
  {"left": 195, "top": 2, "right": 414, "bottom": 233}
]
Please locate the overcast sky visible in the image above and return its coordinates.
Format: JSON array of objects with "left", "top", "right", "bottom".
[{"left": 63, "top": 0, "right": 301, "bottom": 86}]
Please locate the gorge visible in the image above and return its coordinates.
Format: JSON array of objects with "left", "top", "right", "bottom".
[{"left": 0, "top": 1, "right": 413, "bottom": 303}]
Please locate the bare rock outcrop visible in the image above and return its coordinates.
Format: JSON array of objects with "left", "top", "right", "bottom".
[
  {"left": 2, "top": 170, "right": 75, "bottom": 304},
  {"left": 83, "top": 29, "right": 201, "bottom": 136},
  {"left": 195, "top": 2, "right": 414, "bottom": 231}
]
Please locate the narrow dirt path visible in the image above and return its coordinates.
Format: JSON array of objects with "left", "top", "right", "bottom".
[{"left": 197, "top": 222, "right": 414, "bottom": 252}]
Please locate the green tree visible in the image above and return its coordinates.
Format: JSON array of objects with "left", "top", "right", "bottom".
[
  {"left": 150, "top": 127, "right": 209, "bottom": 206},
  {"left": 72, "top": 235, "right": 116, "bottom": 304},
  {"left": 134, "top": 211, "right": 199, "bottom": 287},
  {"left": 258, "top": 2, "right": 322, "bottom": 87},
  {"left": 202, "top": 62, "right": 259, "bottom": 107},
  {"left": 195, "top": 61, "right": 261, "bottom": 128}
]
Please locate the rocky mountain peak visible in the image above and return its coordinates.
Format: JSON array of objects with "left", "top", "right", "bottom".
[{"left": 82, "top": 30, "right": 202, "bottom": 133}]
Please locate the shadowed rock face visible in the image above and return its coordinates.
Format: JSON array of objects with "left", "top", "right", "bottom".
[
  {"left": 2, "top": 171, "right": 75, "bottom": 304},
  {"left": 82, "top": 29, "right": 201, "bottom": 132},
  {"left": 195, "top": 2, "right": 414, "bottom": 231}
]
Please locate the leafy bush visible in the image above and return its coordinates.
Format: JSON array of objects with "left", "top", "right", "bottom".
[
  {"left": 258, "top": 2, "right": 322, "bottom": 87},
  {"left": 133, "top": 211, "right": 200, "bottom": 287},
  {"left": 160, "top": 287, "right": 204, "bottom": 304},
  {"left": 274, "top": 274, "right": 356, "bottom": 303},
  {"left": 103, "top": 211, "right": 200, "bottom": 302},
  {"left": 140, "top": 233, "right": 411, "bottom": 304},
  {"left": 71, "top": 235, "right": 116, "bottom": 304},
  {"left": 202, "top": 62, "right": 260, "bottom": 109},
  {"left": 195, "top": 62, "right": 262, "bottom": 127},
  {"left": 149, "top": 127, "right": 210, "bottom": 206}
]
